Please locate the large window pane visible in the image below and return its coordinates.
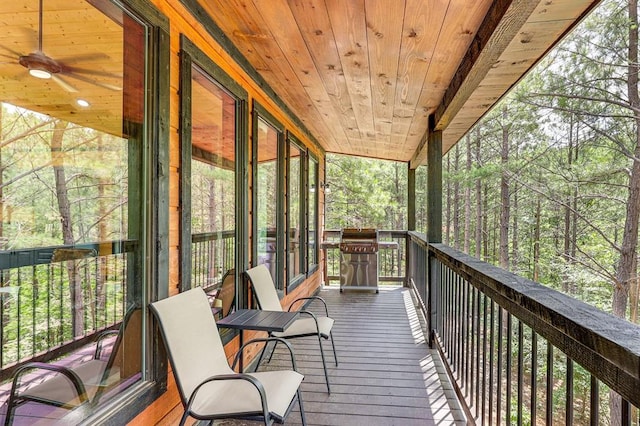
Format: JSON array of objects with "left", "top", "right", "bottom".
[
  {"left": 288, "top": 142, "right": 302, "bottom": 282},
  {"left": 0, "top": 0, "right": 147, "bottom": 420},
  {"left": 256, "top": 118, "right": 279, "bottom": 283},
  {"left": 189, "top": 65, "right": 236, "bottom": 312},
  {"left": 308, "top": 157, "right": 318, "bottom": 268}
]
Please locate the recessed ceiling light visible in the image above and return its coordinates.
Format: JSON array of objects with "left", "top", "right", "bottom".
[{"left": 76, "top": 99, "right": 90, "bottom": 107}]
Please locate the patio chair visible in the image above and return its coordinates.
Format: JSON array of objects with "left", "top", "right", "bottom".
[
  {"left": 245, "top": 264, "right": 338, "bottom": 394},
  {"left": 4, "top": 305, "right": 141, "bottom": 426},
  {"left": 149, "top": 287, "right": 306, "bottom": 426}
]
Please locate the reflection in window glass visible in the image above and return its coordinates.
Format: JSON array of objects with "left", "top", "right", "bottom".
[
  {"left": 0, "top": 0, "right": 146, "bottom": 420},
  {"left": 289, "top": 142, "right": 302, "bottom": 281},
  {"left": 256, "top": 118, "right": 279, "bottom": 283},
  {"left": 308, "top": 157, "right": 318, "bottom": 267},
  {"left": 190, "top": 66, "right": 236, "bottom": 308}
]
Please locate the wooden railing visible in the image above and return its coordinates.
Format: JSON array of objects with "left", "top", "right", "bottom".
[
  {"left": 0, "top": 240, "right": 135, "bottom": 382},
  {"left": 407, "top": 232, "right": 640, "bottom": 425}
]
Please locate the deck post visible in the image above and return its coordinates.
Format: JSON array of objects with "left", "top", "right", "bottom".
[
  {"left": 426, "top": 117, "right": 442, "bottom": 346},
  {"left": 408, "top": 164, "right": 416, "bottom": 231}
]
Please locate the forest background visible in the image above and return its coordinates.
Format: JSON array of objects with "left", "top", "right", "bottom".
[{"left": 326, "top": 0, "right": 640, "bottom": 326}]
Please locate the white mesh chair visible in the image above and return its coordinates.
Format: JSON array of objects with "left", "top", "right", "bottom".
[
  {"left": 150, "top": 287, "right": 306, "bottom": 426},
  {"left": 245, "top": 264, "right": 338, "bottom": 394}
]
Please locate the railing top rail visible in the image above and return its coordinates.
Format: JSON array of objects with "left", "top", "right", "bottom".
[
  {"left": 420, "top": 237, "right": 640, "bottom": 406},
  {"left": 0, "top": 239, "right": 137, "bottom": 269}
]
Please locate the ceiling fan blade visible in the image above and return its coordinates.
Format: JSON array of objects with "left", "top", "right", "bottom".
[
  {"left": 51, "top": 74, "right": 78, "bottom": 93},
  {"left": 58, "top": 52, "right": 109, "bottom": 64},
  {"left": 64, "top": 65, "right": 122, "bottom": 79},
  {"left": 64, "top": 72, "right": 122, "bottom": 91},
  {"left": 0, "top": 45, "right": 24, "bottom": 58}
]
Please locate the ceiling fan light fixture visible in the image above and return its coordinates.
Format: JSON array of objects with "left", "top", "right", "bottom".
[{"left": 29, "top": 68, "right": 52, "bottom": 79}]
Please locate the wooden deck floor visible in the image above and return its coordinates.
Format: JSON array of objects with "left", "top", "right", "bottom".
[{"left": 220, "top": 285, "right": 465, "bottom": 426}]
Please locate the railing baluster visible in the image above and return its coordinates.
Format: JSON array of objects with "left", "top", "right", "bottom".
[
  {"left": 497, "top": 305, "right": 503, "bottom": 425},
  {"left": 482, "top": 293, "right": 488, "bottom": 423},
  {"left": 590, "top": 375, "right": 599, "bottom": 426},
  {"left": 546, "top": 342, "right": 553, "bottom": 426},
  {"left": 566, "top": 357, "right": 573, "bottom": 425},
  {"left": 517, "top": 319, "right": 523, "bottom": 426},
  {"left": 506, "top": 312, "right": 512, "bottom": 426},
  {"left": 17, "top": 268, "right": 22, "bottom": 362},
  {"left": 531, "top": 331, "right": 537, "bottom": 424},
  {"left": 32, "top": 265, "right": 36, "bottom": 356},
  {"left": 489, "top": 300, "right": 495, "bottom": 426}
]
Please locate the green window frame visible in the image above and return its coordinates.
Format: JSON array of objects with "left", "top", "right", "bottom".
[{"left": 179, "top": 35, "right": 249, "bottom": 311}]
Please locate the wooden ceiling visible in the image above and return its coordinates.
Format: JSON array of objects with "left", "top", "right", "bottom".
[
  {"left": 0, "top": 0, "right": 124, "bottom": 136},
  {"left": 0, "top": 0, "right": 602, "bottom": 164},
  {"left": 196, "top": 0, "right": 601, "bottom": 165}
]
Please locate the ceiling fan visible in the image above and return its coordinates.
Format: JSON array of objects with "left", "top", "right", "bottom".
[{"left": 1, "top": 0, "right": 122, "bottom": 93}]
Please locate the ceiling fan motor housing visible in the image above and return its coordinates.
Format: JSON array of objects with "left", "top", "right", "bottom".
[{"left": 19, "top": 52, "right": 62, "bottom": 75}]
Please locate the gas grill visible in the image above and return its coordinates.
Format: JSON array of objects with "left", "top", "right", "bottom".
[{"left": 339, "top": 228, "right": 379, "bottom": 293}]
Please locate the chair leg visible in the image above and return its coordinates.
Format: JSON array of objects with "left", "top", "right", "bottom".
[
  {"left": 266, "top": 339, "right": 278, "bottom": 363},
  {"left": 178, "top": 410, "right": 190, "bottom": 426},
  {"left": 329, "top": 330, "right": 338, "bottom": 366},
  {"left": 297, "top": 389, "right": 307, "bottom": 426},
  {"left": 317, "top": 333, "right": 331, "bottom": 394}
]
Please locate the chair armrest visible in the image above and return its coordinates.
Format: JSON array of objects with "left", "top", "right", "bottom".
[
  {"left": 185, "top": 373, "right": 269, "bottom": 419},
  {"left": 94, "top": 329, "right": 119, "bottom": 359},
  {"left": 233, "top": 337, "right": 299, "bottom": 372},
  {"left": 288, "top": 296, "right": 330, "bottom": 316},
  {"left": 10, "top": 362, "right": 89, "bottom": 404}
]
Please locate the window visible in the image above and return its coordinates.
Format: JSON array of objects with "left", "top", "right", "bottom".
[
  {"left": 308, "top": 155, "right": 319, "bottom": 270},
  {"left": 288, "top": 137, "right": 305, "bottom": 286},
  {"left": 189, "top": 66, "right": 236, "bottom": 300},
  {"left": 0, "top": 0, "right": 168, "bottom": 422},
  {"left": 254, "top": 116, "right": 282, "bottom": 286},
  {"left": 180, "top": 36, "right": 248, "bottom": 316}
]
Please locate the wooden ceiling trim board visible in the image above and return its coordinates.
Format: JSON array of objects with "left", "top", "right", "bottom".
[
  {"left": 289, "top": 0, "right": 360, "bottom": 150},
  {"left": 434, "top": 0, "right": 538, "bottom": 132},
  {"left": 325, "top": 0, "right": 376, "bottom": 155},
  {"left": 365, "top": 0, "right": 404, "bottom": 144},
  {"left": 388, "top": 0, "right": 447, "bottom": 150},
  {"left": 252, "top": 0, "right": 350, "bottom": 151},
  {"left": 288, "top": 0, "right": 360, "bottom": 145}
]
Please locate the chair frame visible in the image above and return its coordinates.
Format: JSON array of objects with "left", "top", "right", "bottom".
[
  {"left": 245, "top": 265, "right": 338, "bottom": 394},
  {"left": 150, "top": 288, "right": 306, "bottom": 426},
  {"left": 4, "top": 307, "right": 138, "bottom": 426}
]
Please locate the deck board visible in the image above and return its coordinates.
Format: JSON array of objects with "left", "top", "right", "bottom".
[{"left": 218, "top": 285, "right": 464, "bottom": 426}]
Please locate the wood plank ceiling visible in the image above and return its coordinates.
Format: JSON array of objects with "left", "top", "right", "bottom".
[
  {"left": 196, "top": 0, "right": 602, "bottom": 165},
  {"left": 0, "top": 0, "right": 124, "bottom": 137}
]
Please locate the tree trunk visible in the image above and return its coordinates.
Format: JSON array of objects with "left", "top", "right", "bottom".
[
  {"left": 464, "top": 134, "right": 471, "bottom": 253},
  {"left": 453, "top": 144, "right": 460, "bottom": 250},
  {"left": 51, "top": 120, "right": 83, "bottom": 337},
  {"left": 475, "top": 128, "right": 482, "bottom": 259},
  {"left": 611, "top": 0, "right": 640, "bottom": 422},
  {"left": 445, "top": 155, "right": 451, "bottom": 245},
  {"left": 533, "top": 197, "right": 541, "bottom": 282},
  {"left": 511, "top": 142, "right": 519, "bottom": 271},
  {"left": 499, "top": 106, "right": 510, "bottom": 269}
]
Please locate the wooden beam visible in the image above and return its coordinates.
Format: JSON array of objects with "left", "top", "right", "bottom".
[{"left": 433, "top": 0, "right": 539, "bottom": 131}]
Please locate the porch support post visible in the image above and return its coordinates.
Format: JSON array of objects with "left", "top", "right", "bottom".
[
  {"left": 407, "top": 164, "right": 416, "bottom": 231},
  {"left": 426, "top": 117, "right": 443, "bottom": 347},
  {"left": 427, "top": 124, "right": 442, "bottom": 243}
]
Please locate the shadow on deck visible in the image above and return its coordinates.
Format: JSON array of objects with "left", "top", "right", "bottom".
[{"left": 223, "top": 285, "right": 465, "bottom": 426}]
